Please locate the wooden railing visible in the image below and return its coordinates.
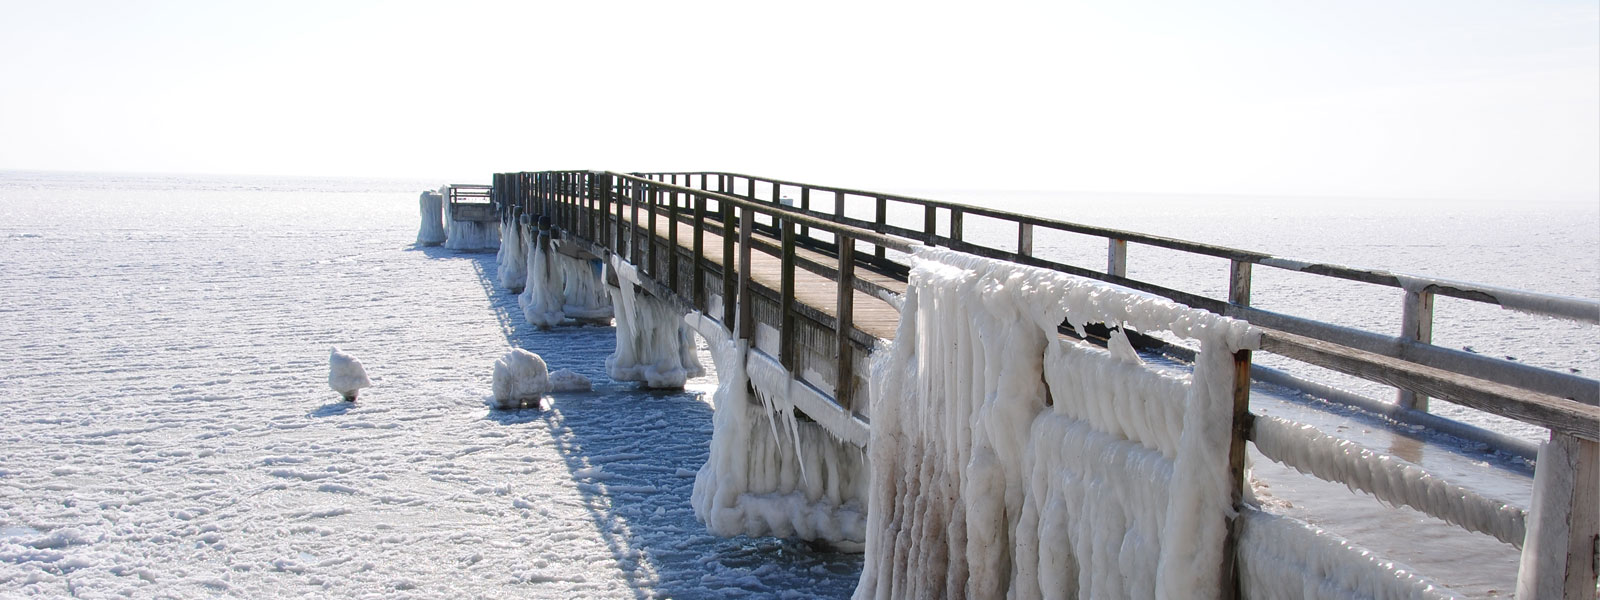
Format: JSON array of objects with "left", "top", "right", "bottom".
[{"left": 491, "top": 169, "right": 1599, "bottom": 598}]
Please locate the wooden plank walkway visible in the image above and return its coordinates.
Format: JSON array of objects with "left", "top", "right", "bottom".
[{"left": 621, "top": 211, "right": 906, "bottom": 342}]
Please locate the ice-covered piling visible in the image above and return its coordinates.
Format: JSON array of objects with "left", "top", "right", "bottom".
[
  {"left": 520, "top": 224, "right": 567, "bottom": 327},
  {"left": 688, "top": 315, "right": 868, "bottom": 548},
  {"left": 416, "top": 191, "right": 445, "bottom": 246},
  {"left": 604, "top": 257, "right": 702, "bottom": 388},
  {"left": 496, "top": 218, "right": 528, "bottom": 292}
]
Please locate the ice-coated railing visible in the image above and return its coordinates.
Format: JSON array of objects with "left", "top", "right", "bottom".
[{"left": 485, "top": 169, "right": 1598, "bottom": 598}]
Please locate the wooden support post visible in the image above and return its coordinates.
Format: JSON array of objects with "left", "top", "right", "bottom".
[
  {"left": 836, "top": 234, "right": 856, "bottom": 411},
  {"left": 924, "top": 204, "right": 938, "bottom": 244},
  {"left": 834, "top": 190, "right": 845, "bottom": 220},
  {"left": 647, "top": 184, "right": 660, "bottom": 277},
  {"left": 616, "top": 178, "right": 628, "bottom": 259},
  {"left": 1518, "top": 432, "right": 1600, "bottom": 599},
  {"left": 780, "top": 217, "right": 797, "bottom": 371},
  {"left": 737, "top": 207, "right": 755, "bottom": 341},
  {"left": 668, "top": 189, "right": 680, "bottom": 295},
  {"left": 722, "top": 200, "right": 737, "bottom": 328},
  {"left": 1398, "top": 288, "right": 1435, "bottom": 411},
  {"left": 631, "top": 180, "right": 643, "bottom": 266},
  {"left": 693, "top": 193, "right": 706, "bottom": 313},
  {"left": 1229, "top": 259, "right": 1252, "bottom": 307},
  {"left": 874, "top": 196, "right": 888, "bottom": 263},
  {"left": 951, "top": 209, "right": 964, "bottom": 244},
  {"left": 1223, "top": 257, "right": 1254, "bottom": 599},
  {"left": 599, "top": 174, "right": 612, "bottom": 250},
  {"left": 1019, "top": 223, "right": 1034, "bottom": 258},
  {"left": 1108, "top": 238, "right": 1128, "bottom": 278},
  {"left": 799, "top": 187, "right": 811, "bottom": 239}
]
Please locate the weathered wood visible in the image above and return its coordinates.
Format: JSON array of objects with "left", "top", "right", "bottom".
[
  {"left": 668, "top": 189, "right": 680, "bottom": 293},
  {"left": 924, "top": 204, "right": 937, "bottom": 244},
  {"left": 722, "top": 198, "right": 736, "bottom": 327},
  {"left": 647, "top": 184, "right": 660, "bottom": 278},
  {"left": 738, "top": 208, "right": 755, "bottom": 341},
  {"left": 693, "top": 193, "right": 706, "bottom": 313},
  {"left": 1108, "top": 239, "right": 1128, "bottom": 278},
  {"left": 1261, "top": 329, "right": 1600, "bottom": 441},
  {"left": 874, "top": 196, "right": 888, "bottom": 263},
  {"left": 836, "top": 234, "right": 857, "bottom": 411},
  {"left": 1229, "top": 259, "right": 1252, "bottom": 306},
  {"left": 1517, "top": 432, "right": 1600, "bottom": 599},
  {"left": 1398, "top": 288, "right": 1435, "bottom": 411},
  {"left": 1224, "top": 349, "right": 1253, "bottom": 599},
  {"left": 780, "top": 218, "right": 797, "bottom": 370},
  {"left": 950, "top": 208, "right": 963, "bottom": 243},
  {"left": 1019, "top": 222, "right": 1033, "bottom": 257}
]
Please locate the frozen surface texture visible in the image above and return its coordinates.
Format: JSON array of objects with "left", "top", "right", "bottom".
[
  {"left": 416, "top": 191, "right": 445, "bottom": 246},
  {"left": 856, "top": 246, "right": 1262, "bottom": 599},
  {"left": 327, "top": 346, "right": 371, "bottom": 400},
  {"left": 605, "top": 257, "right": 703, "bottom": 388},
  {"left": 1237, "top": 509, "right": 1465, "bottom": 600},
  {"left": 0, "top": 172, "right": 862, "bottom": 598},
  {"left": 491, "top": 348, "right": 551, "bottom": 410},
  {"left": 548, "top": 368, "right": 592, "bottom": 392},
  {"left": 688, "top": 315, "right": 868, "bottom": 549}
]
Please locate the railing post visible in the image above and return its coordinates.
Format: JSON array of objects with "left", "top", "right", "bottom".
[
  {"left": 924, "top": 204, "right": 938, "bottom": 245},
  {"left": 1018, "top": 223, "right": 1034, "bottom": 258},
  {"left": 835, "top": 233, "right": 856, "bottom": 411},
  {"left": 1397, "top": 288, "right": 1435, "bottom": 411},
  {"left": 1223, "top": 257, "right": 1254, "bottom": 599},
  {"left": 874, "top": 196, "right": 887, "bottom": 263},
  {"left": 1517, "top": 432, "right": 1600, "bottom": 599},
  {"left": 799, "top": 187, "right": 811, "bottom": 240},
  {"left": 780, "top": 216, "right": 797, "bottom": 371},
  {"left": 647, "top": 183, "right": 660, "bottom": 277},
  {"left": 693, "top": 193, "right": 706, "bottom": 313},
  {"left": 1108, "top": 238, "right": 1128, "bottom": 278},
  {"left": 950, "top": 208, "right": 963, "bottom": 244},
  {"left": 737, "top": 207, "right": 755, "bottom": 341},
  {"left": 722, "top": 198, "right": 737, "bottom": 328},
  {"left": 631, "top": 179, "right": 643, "bottom": 266},
  {"left": 668, "top": 188, "right": 680, "bottom": 295}
]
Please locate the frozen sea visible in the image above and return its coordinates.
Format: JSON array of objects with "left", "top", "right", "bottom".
[
  {"left": 0, "top": 172, "right": 859, "bottom": 598},
  {"left": 0, "top": 171, "right": 1593, "bottom": 598}
]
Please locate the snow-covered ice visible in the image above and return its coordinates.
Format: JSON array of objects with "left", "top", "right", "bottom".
[
  {"left": 0, "top": 172, "right": 861, "bottom": 598},
  {"left": 327, "top": 346, "right": 371, "bottom": 401}
]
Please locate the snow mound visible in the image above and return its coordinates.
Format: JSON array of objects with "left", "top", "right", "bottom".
[
  {"left": 549, "top": 369, "right": 592, "bottom": 393},
  {"left": 328, "top": 346, "right": 371, "bottom": 401},
  {"left": 491, "top": 348, "right": 551, "bottom": 409}
]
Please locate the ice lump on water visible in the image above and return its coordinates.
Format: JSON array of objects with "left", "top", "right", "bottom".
[
  {"left": 492, "top": 348, "right": 552, "bottom": 409},
  {"left": 327, "top": 346, "right": 371, "bottom": 401}
]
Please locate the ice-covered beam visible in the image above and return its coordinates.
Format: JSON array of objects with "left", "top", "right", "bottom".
[{"left": 441, "top": 185, "right": 500, "bottom": 252}]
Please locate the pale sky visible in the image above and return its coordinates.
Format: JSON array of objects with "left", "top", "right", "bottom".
[{"left": 2, "top": 0, "right": 1597, "bottom": 201}]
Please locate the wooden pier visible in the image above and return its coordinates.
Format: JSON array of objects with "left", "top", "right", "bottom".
[{"left": 490, "top": 170, "right": 1599, "bottom": 598}]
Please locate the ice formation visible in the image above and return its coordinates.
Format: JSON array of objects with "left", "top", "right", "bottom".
[
  {"left": 549, "top": 368, "right": 592, "bottom": 392},
  {"left": 441, "top": 185, "right": 500, "bottom": 252},
  {"left": 416, "top": 191, "right": 445, "bottom": 246},
  {"left": 558, "top": 252, "right": 613, "bottom": 321},
  {"left": 604, "top": 257, "right": 702, "bottom": 388},
  {"left": 519, "top": 229, "right": 567, "bottom": 327},
  {"left": 1251, "top": 415, "right": 1526, "bottom": 546},
  {"left": 327, "top": 346, "right": 371, "bottom": 401},
  {"left": 1236, "top": 508, "right": 1464, "bottom": 599},
  {"left": 496, "top": 219, "right": 528, "bottom": 292},
  {"left": 855, "top": 247, "right": 1259, "bottom": 600},
  {"left": 491, "top": 348, "right": 551, "bottom": 409},
  {"left": 688, "top": 314, "right": 868, "bottom": 548}
]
